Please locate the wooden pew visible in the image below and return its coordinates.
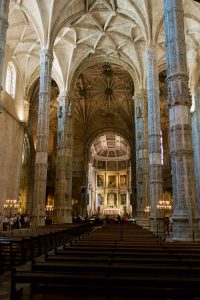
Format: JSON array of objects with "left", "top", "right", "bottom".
[
  {"left": 108, "top": 273, "right": 200, "bottom": 299},
  {"left": 9, "top": 223, "right": 200, "bottom": 299},
  {"left": 11, "top": 265, "right": 200, "bottom": 299},
  {"left": 0, "top": 242, "right": 5, "bottom": 273},
  {"left": 0, "top": 223, "right": 93, "bottom": 272},
  {"left": 10, "top": 268, "right": 108, "bottom": 300}
]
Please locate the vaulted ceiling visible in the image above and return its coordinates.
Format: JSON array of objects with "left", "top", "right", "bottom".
[
  {"left": 73, "top": 63, "right": 134, "bottom": 126},
  {"left": 7, "top": 0, "right": 200, "bottom": 158},
  {"left": 91, "top": 132, "right": 131, "bottom": 161},
  {"left": 7, "top": 0, "right": 200, "bottom": 94}
]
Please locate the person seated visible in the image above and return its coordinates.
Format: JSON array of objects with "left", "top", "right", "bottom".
[{"left": 116, "top": 215, "right": 122, "bottom": 224}]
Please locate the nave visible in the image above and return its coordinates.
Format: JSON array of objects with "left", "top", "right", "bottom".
[{"left": 1, "top": 223, "right": 200, "bottom": 300}]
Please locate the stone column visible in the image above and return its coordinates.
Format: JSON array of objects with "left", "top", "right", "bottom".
[
  {"left": 126, "top": 190, "right": 131, "bottom": 215},
  {"left": 32, "top": 49, "right": 53, "bottom": 226},
  {"left": 0, "top": 0, "right": 9, "bottom": 228},
  {"left": 0, "top": 0, "right": 10, "bottom": 113},
  {"left": 24, "top": 95, "right": 30, "bottom": 124},
  {"left": 146, "top": 46, "right": 163, "bottom": 232},
  {"left": 160, "top": 105, "right": 170, "bottom": 186},
  {"left": 192, "top": 77, "right": 200, "bottom": 212},
  {"left": 87, "top": 162, "right": 92, "bottom": 215},
  {"left": 161, "top": 125, "right": 172, "bottom": 190},
  {"left": 55, "top": 92, "right": 73, "bottom": 223},
  {"left": 163, "top": 0, "right": 200, "bottom": 241},
  {"left": 133, "top": 90, "right": 150, "bottom": 228}
]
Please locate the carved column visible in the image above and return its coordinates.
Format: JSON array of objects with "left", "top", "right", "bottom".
[
  {"left": 163, "top": 0, "right": 200, "bottom": 241},
  {"left": 162, "top": 125, "right": 172, "bottom": 190},
  {"left": 32, "top": 49, "right": 53, "bottom": 226},
  {"left": 0, "top": 0, "right": 9, "bottom": 226},
  {"left": 0, "top": 0, "right": 10, "bottom": 112},
  {"left": 146, "top": 46, "right": 163, "bottom": 232},
  {"left": 55, "top": 92, "right": 73, "bottom": 223},
  {"left": 190, "top": 59, "right": 200, "bottom": 217},
  {"left": 192, "top": 77, "right": 200, "bottom": 212},
  {"left": 133, "top": 90, "right": 150, "bottom": 228},
  {"left": 160, "top": 101, "right": 172, "bottom": 191},
  {"left": 24, "top": 95, "right": 30, "bottom": 124}
]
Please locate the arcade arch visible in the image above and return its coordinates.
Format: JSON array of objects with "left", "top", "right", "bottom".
[
  {"left": 87, "top": 131, "right": 132, "bottom": 217},
  {"left": 71, "top": 61, "right": 136, "bottom": 219}
]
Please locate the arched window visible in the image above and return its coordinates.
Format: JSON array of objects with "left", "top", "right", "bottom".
[{"left": 5, "top": 61, "right": 16, "bottom": 98}]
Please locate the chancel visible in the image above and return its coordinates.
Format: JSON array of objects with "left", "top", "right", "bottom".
[{"left": 1, "top": 0, "right": 200, "bottom": 299}]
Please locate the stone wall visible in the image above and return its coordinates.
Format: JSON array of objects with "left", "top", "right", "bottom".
[{"left": 0, "top": 91, "right": 24, "bottom": 216}]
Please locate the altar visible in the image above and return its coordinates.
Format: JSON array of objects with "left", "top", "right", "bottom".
[{"left": 103, "top": 208, "right": 121, "bottom": 215}]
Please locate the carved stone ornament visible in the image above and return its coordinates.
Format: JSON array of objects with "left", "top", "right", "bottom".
[
  {"left": 58, "top": 106, "right": 62, "bottom": 119},
  {"left": 167, "top": 75, "right": 192, "bottom": 107},
  {"left": 136, "top": 106, "right": 142, "bottom": 118}
]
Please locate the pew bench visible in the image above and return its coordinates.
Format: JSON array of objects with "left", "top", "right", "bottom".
[
  {"left": 45, "top": 254, "right": 112, "bottom": 262},
  {"left": 10, "top": 269, "right": 108, "bottom": 300},
  {"left": 11, "top": 267, "right": 200, "bottom": 300},
  {"left": 0, "top": 243, "right": 5, "bottom": 273},
  {"left": 31, "top": 260, "right": 111, "bottom": 273},
  {"left": 108, "top": 274, "right": 200, "bottom": 299}
]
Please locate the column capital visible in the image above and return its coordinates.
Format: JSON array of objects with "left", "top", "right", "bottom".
[
  {"left": 57, "top": 91, "right": 76, "bottom": 104},
  {"left": 146, "top": 44, "right": 158, "bottom": 57},
  {"left": 40, "top": 48, "right": 53, "bottom": 61},
  {"left": 57, "top": 92, "right": 68, "bottom": 104},
  {"left": 133, "top": 89, "right": 147, "bottom": 101}
]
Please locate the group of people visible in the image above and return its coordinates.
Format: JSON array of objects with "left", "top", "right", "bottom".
[
  {"left": 3, "top": 213, "right": 31, "bottom": 231},
  {"left": 72, "top": 214, "right": 135, "bottom": 225}
]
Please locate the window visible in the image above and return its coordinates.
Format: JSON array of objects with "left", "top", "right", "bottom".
[{"left": 5, "top": 61, "right": 16, "bottom": 98}]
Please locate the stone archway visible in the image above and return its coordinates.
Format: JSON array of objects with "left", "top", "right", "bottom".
[
  {"left": 87, "top": 131, "right": 133, "bottom": 218},
  {"left": 71, "top": 61, "right": 136, "bottom": 219}
]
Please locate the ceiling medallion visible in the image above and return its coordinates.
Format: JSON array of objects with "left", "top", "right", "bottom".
[
  {"left": 102, "top": 62, "right": 113, "bottom": 78},
  {"left": 100, "top": 63, "right": 117, "bottom": 116},
  {"left": 105, "top": 87, "right": 113, "bottom": 97}
]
